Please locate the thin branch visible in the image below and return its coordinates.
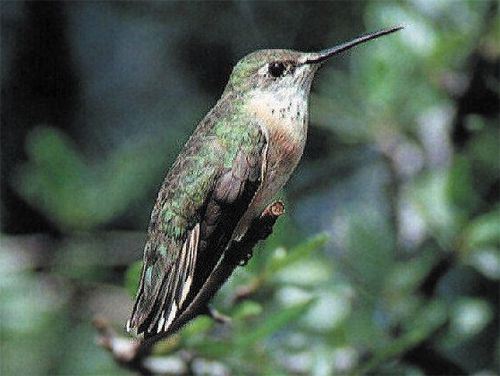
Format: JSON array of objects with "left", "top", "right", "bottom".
[
  {"left": 93, "top": 317, "right": 151, "bottom": 375},
  {"left": 94, "top": 201, "right": 285, "bottom": 374}
]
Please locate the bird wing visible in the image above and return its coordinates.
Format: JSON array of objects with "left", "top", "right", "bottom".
[{"left": 128, "top": 112, "right": 267, "bottom": 337}]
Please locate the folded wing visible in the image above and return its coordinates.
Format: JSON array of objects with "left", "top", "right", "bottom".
[{"left": 128, "top": 123, "right": 267, "bottom": 337}]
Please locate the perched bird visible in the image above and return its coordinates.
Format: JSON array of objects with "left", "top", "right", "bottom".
[{"left": 128, "top": 26, "right": 403, "bottom": 337}]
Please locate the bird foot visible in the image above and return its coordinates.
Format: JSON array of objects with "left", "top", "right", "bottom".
[{"left": 239, "top": 251, "right": 254, "bottom": 266}]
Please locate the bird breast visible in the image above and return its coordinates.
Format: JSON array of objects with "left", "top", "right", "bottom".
[
  {"left": 239, "top": 90, "right": 308, "bottom": 227},
  {"left": 245, "top": 89, "right": 308, "bottom": 173}
]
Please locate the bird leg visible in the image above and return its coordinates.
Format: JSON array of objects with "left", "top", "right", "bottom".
[{"left": 228, "top": 200, "right": 285, "bottom": 267}]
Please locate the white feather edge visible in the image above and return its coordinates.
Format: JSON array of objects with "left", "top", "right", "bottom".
[
  {"left": 180, "top": 223, "right": 199, "bottom": 307},
  {"left": 161, "top": 223, "right": 200, "bottom": 333},
  {"left": 164, "top": 302, "right": 178, "bottom": 331}
]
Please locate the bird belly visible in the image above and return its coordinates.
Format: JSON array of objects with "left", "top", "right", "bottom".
[{"left": 232, "top": 127, "right": 305, "bottom": 241}]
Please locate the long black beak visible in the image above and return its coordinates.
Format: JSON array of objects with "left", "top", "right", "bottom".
[{"left": 305, "top": 25, "right": 404, "bottom": 64}]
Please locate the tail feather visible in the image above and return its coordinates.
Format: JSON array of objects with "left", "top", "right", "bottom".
[{"left": 128, "top": 225, "right": 200, "bottom": 338}]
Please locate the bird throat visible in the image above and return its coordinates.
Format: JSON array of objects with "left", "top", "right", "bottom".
[{"left": 245, "top": 85, "right": 309, "bottom": 146}]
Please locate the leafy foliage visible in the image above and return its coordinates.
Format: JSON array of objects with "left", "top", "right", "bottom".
[{"left": 1, "top": 1, "right": 498, "bottom": 375}]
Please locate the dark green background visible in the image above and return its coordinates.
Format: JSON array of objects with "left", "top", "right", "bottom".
[{"left": 1, "top": 1, "right": 498, "bottom": 374}]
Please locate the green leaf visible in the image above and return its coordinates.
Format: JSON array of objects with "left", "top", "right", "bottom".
[
  {"left": 447, "top": 156, "right": 479, "bottom": 217},
  {"left": 182, "top": 316, "right": 214, "bottom": 338},
  {"left": 235, "top": 299, "right": 314, "bottom": 350},
  {"left": 412, "top": 171, "right": 458, "bottom": 245},
  {"left": 266, "top": 233, "right": 329, "bottom": 275},
  {"left": 464, "top": 209, "right": 500, "bottom": 250},
  {"left": 450, "top": 298, "right": 493, "bottom": 338},
  {"left": 14, "top": 127, "right": 90, "bottom": 230},
  {"left": 12, "top": 126, "right": 169, "bottom": 232},
  {"left": 125, "top": 260, "right": 142, "bottom": 298},
  {"left": 355, "top": 300, "right": 447, "bottom": 374},
  {"left": 232, "top": 300, "right": 264, "bottom": 320},
  {"left": 468, "top": 248, "right": 500, "bottom": 280},
  {"left": 190, "top": 339, "right": 233, "bottom": 358}
]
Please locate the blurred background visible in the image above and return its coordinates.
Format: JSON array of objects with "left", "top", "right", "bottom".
[{"left": 1, "top": 1, "right": 499, "bottom": 375}]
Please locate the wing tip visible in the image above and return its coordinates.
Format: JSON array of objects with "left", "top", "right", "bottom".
[
  {"left": 126, "top": 318, "right": 141, "bottom": 337},
  {"left": 127, "top": 223, "right": 200, "bottom": 338}
]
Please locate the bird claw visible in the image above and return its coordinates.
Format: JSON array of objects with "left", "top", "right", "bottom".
[{"left": 239, "top": 251, "right": 253, "bottom": 266}]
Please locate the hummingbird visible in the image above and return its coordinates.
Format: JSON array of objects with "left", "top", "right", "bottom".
[{"left": 128, "top": 26, "right": 403, "bottom": 337}]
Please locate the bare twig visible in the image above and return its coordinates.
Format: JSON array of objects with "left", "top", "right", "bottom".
[
  {"left": 94, "top": 201, "right": 285, "bottom": 374},
  {"left": 93, "top": 317, "right": 151, "bottom": 375}
]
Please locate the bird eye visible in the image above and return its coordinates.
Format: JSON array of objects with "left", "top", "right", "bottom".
[{"left": 268, "top": 62, "right": 286, "bottom": 78}]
